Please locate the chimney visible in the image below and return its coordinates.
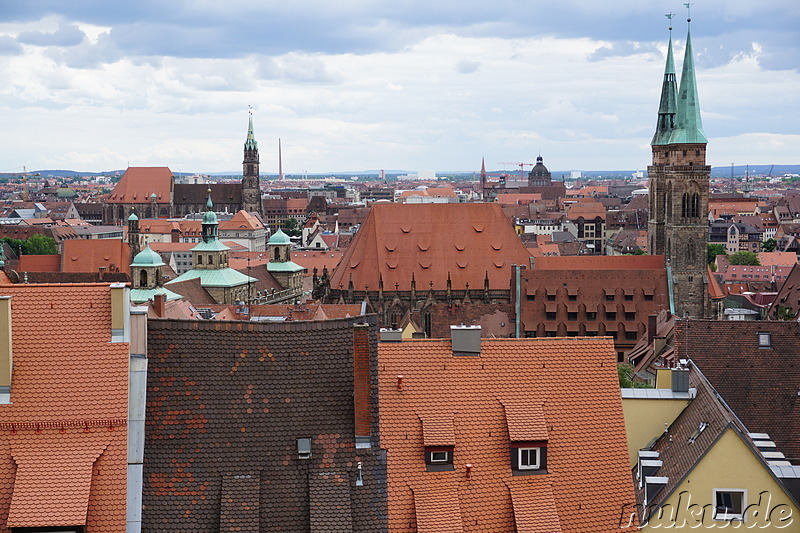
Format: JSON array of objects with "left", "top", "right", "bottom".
[
  {"left": 379, "top": 327, "right": 402, "bottom": 342},
  {"left": 450, "top": 325, "right": 481, "bottom": 356},
  {"left": 647, "top": 314, "right": 657, "bottom": 344},
  {"left": 353, "top": 323, "right": 372, "bottom": 449},
  {"left": 671, "top": 367, "right": 689, "bottom": 393},
  {"left": 153, "top": 293, "right": 166, "bottom": 317},
  {"left": 0, "top": 296, "right": 12, "bottom": 402},
  {"left": 110, "top": 283, "right": 130, "bottom": 343}
]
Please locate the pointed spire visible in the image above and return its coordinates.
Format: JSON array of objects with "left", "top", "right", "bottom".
[
  {"left": 245, "top": 107, "right": 258, "bottom": 151},
  {"left": 651, "top": 17, "right": 678, "bottom": 146},
  {"left": 670, "top": 18, "right": 707, "bottom": 144}
]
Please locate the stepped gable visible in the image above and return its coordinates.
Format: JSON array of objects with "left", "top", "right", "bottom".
[
  {"left": 379, "top": 336, "right": 635, "bottom": 532},
  {"left": 143, "top": 316, "right": 388, "bottom": 530},
  {"left": 330, "top": 203, "right": 531, "bottom": 292}
]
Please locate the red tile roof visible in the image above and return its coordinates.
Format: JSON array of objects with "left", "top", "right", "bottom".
[
  {"left": 330, "top": 203, "right": 531, "bottom": 291},
  {"left": 107, "top": 167, "right": 172, "bottom": 203},
  {"left": 16, "top": 255, "right": 60, "bottom": 272},
  {"left": 61, "top": 239, "right": 131, "bottom": 275},
  {"left": 379, "top": 337, "right": 637, "bottom": 532},
  {"left": 0, "top": 284, "right": 129, "bottom": 531},
  {"left": 534, "top": 255, "right": 665, "bottom": 270}
]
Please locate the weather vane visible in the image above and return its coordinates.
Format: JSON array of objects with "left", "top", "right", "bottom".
[
  {"left": 248, "top": 104, "right": 253, "bottom": 116},
  {"left": 665, "top": 12, "right": 675, "bottom": 32},
  {"left": 683, "top": 2, "right": 692, "bottom": 23}
]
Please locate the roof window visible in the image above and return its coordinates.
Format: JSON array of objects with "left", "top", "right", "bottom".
[{"left": 758, "top": 332, "right": 771, "bottom": 348}]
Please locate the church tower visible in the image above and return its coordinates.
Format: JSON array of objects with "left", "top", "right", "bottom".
[
  {"left": 648, "top": 14, "right": 709, "bottom": 318},
  {"left": 242, "top": 111, "right": 263, "bottom": 217}
]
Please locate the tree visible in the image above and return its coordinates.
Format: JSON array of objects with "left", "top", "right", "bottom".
[
  {"left": 617, "top": 363, "right": 651, "bottom": 389},
  {"left": 24, "top": 233, "right": 57, "bottom": 255},
  {"left": 707, "top": 243, "right": 727, "bottom": 265},
  {"left": 283, "top": 217, "right": 301, "bottom": 237},
  {"left": 728, "top": 251, "right": 760, "bottom": 265},
  {"left": 774, "top": 305, "right": 796, "bottom": 321},
  {"left": 762, "top": 238, "right": 777, "bottom": 252}
]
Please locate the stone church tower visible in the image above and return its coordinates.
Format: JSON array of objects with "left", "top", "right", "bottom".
[
  {"left": 648, "top": 20, "right": 709, "bottom": 318},
  {"left": 242, "top": 112, "right": 263, "bottom": 217}
]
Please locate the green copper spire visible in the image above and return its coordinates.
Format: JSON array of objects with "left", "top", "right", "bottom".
[
  {"left": 651, "top": 24, "right": 678, "bottom": 146},
  {"left": 669, "top": 23, "right": 707, "bottom": 144},
  {"left": 244, "top": 109, "right": 258, "bottom": 151}
]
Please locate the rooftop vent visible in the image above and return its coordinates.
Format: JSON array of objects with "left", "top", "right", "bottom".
[{"left": 450, "top": 325, "right": 481, "bottom": 356}]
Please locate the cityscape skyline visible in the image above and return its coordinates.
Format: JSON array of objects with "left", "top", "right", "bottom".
[{"left": 1, "top": 1, "right": 798, "bottom": 174}]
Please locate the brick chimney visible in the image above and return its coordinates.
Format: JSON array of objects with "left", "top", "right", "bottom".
[
  {"left": 647, "top": 314, "right": 658, "bottom": 344},
  {"left": 0, "top": 296, "right": 12, "bottom": 401},
  {"left": 153, "top": 293, "right": 166, "bottom": 317},
  {"left": 353, "top": 323, "right": 372, "bottom": 449}
]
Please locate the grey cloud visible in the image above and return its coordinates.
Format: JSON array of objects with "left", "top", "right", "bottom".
[
  {"left": 44, "top": 33, "right": 121, "bottom": 68},
  {"left": 0, "top": 36, "right": 22, "bottom": 55},
  {"left": 456, "top": 59, "right": 481, "bottom": 74},
  {"left": 255, "top": 54, "right": 340, "bottom": 83},
  {"left": 18, "top": 22, "right": 86, "bottom": 47}
]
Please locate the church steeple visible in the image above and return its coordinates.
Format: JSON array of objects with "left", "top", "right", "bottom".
[
  {"left": 242, "top": 108, "right": 263, "bottom": 216},
  {"left": 669, "top": 20, "right": 707, "bottom": 145},
  {"left": 651, "top": 23, "right": 678, "bottom": 146},
  {"left": 202, "top": 189, "right": 219, "bottom": 244}
]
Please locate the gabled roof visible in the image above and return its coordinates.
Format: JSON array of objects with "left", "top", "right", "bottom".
[
  {"left": 107, "top": 167, "right": 172, "bottom": 204},
  {"left": 0, "top": 284, "right": 129, "bottom": 530},
  {"left": 330, "top": 203, "right": 531, "bottom": 291},
  {"left": 675, "top": 319, "right": 800, "bottom": 462},
  {"left": 379, "top": 337, "right": 635, "bottom": 532},
  {"left": 16, "top": 254, "right": 60, "bottom": 272},
  {"left": 219, "top": 210, "right": 264, "bottom": 230}
]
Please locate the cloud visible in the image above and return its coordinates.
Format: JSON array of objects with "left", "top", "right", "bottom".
[
  {"left": 17, "top": 21, "right": 86, "bottom": 47},
  {"left": 455, "top": 59, "right": 481, "bottom": 74},
  {"left": 589, "top": 41, "right": 659, "bottom": 62},
  {"left": 0, "top": 36, "right": 21, "bottom": 55}
]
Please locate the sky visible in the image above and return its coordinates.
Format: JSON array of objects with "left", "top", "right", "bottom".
[{"left": 1, "top": 1, "right": 798, "bottom": 175}]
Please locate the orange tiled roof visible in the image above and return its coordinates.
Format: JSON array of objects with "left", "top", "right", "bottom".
[
  {"left": 330, "top": 203, "right": 531, "bottom": 291},
  {"left": 0, "top": 284, "right": 129, "bottom": 531},
  {"left": 379, "top": 337, "right": 637, "bottom": 532},
  {"left": 106, "top": 167, "right": 172, "bottom": 203},
  {"left": 219, "top": 210, "right": 264, "bottom": 230},
  {"left": 16, "top": 255, "right": 60, "bottom": 273},
  {"left": 61, "top": 239, "right": 131, "bottom": 275}
]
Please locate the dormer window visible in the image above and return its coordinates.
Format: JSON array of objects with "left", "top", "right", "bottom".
[
  {"left": 420, "top": 414, "right": 455, "bottom": 472},
  {"left": 518, "top": 447, "right": 541, "bottom": 469}
]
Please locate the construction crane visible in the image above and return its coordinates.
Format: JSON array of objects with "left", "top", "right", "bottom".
[{"left": 497, "top": 162, "right": 534, "bottom": 180}]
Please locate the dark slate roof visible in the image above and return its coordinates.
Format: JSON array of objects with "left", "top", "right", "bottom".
[
  {"left": 143, "top": 316, "right": 387, "bottom": 532},
  {"left": 675, "top": 318, "right": 800, "bottom": 463},
  {"left": 174, "top": 183, "right": 242, "bottom": 205}
]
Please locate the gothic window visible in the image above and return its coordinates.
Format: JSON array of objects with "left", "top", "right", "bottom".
[{"left": 691, "top": 193, "right": 700, "bottom": 218}]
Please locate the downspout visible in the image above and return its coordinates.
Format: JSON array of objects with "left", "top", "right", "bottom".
[
  {"left": 515, "top": 265, "right": 521, "bottom": 338},
  {"left": 666, "top": 265, "right": 675, "bottom": 315}
]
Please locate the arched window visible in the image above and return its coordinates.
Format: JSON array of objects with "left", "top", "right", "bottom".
[
  {"left": 691, "top": 193, "right": 700, "bottom": 218},
  {"left": 274, "top": 247, "right": 281, "bottom": 261},
  {"left": 139, "top": 269, "right": 148, "bottom": 287}
]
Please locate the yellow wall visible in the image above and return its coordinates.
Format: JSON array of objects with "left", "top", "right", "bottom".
[
  {"left": 401, "top": 321, "right": 418, "bottom": 340},
  {"left": 643, "top": 428, "right": 799, "bottom": 530},
  {"left": 622, "top": 397, "right": 690, "bottom": 466}
]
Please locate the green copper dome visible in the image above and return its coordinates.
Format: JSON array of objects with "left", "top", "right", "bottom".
[
  {"left": 268, "top": 228, "right": 292, "bottom": 245},
  {"left": 131, "top": 245, "right": 164, "bottom": 267},
  {"left": 128, "top": 211, "right": 139, "bottom": 221}
]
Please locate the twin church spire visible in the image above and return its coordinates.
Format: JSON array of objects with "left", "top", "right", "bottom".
[{"left": 652, "top": 12, "right": 706, "bottom": 147}]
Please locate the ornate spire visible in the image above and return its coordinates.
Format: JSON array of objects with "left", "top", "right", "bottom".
[
  {"left": 669, "top": 9, "right": 707, "bottom": 144},
  {"left": 202, "top": 189, "right": 218, "bottom": 243},
  {"left": 245, "top": 106, "right": 258, "bottom": 151},
  {"left": 651, "top": 14, "right": 678, "bottom": 146}
]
